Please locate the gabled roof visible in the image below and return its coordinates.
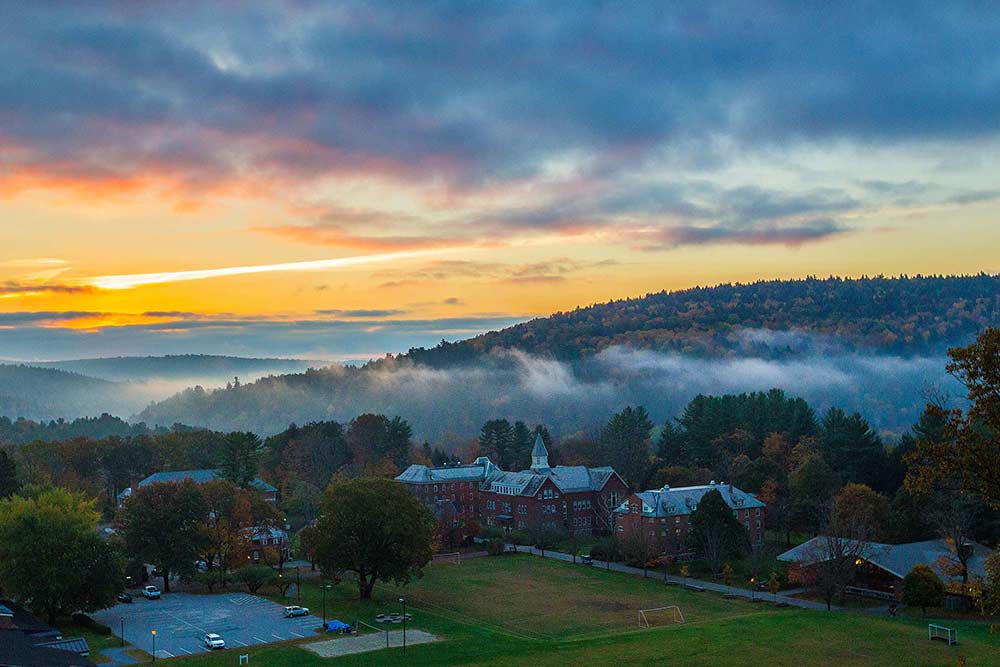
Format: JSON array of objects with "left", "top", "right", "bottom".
[
  {"left": 777, "top": 537, "right": 991, "bottom": 581},
  {"left": 135, "top": 469, "right": 277, "bottom": 494},
  {"left": 617, "top": 482, "right": 765, "bottom": 517}
]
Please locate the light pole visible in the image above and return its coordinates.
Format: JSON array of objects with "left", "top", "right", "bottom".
[
  {"left": 750, "top": 577, "right": 756, "bottom": 602},
  {"left": 151, "top": 629, "right": 156, "bottom": 662},
  {"left": 322, "top": 584, "right": 332, "bottom": 623},
  {"left": 398, "top": 597, "right": 406, "bottom": 652},
  {"left": 120, "top": 616, "right": 124, "bottom": 648},
  {"left": 297, "top": 567, "right": 301, "bottom": 601}
]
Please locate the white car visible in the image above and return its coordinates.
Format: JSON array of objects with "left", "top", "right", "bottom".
[
  {"left": 284, "top": 605, "right": 309, "bottom": 618},
  {"left": 141, "top": 585, "right": 161, "bottom": 599},
  {"left": 204, "top": 633, "right": 225, "bottom": 650}
]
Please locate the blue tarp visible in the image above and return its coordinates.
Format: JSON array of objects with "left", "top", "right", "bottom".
[{"left": 324, "top": 620, "right": 351, "bottom": 632}]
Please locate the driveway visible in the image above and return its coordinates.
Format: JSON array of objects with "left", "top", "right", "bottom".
[{"left": 93, "top": 592, "right": 321, "bottom": 659}]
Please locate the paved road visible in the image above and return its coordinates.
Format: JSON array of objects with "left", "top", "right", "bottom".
[
  {"left": 93, "top": 592, "right": 321, "bottom": 659},
  {"left": 508, "top": 545, "right": 842, "bottom": 611}
]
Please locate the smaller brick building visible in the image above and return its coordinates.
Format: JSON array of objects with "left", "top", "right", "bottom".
[{"left": 614, "top": 481, "right": 765, "bottom": 556}]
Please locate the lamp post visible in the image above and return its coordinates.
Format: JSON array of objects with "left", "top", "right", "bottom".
[
  {"left": 322, "top": 584, "right": 332, "bottom": 623},
  {"left": 151, "top": 629, "right": 156, "bottom": 662},
  {"left": 297, "top": 567, "right": 301, "bottom": 601},
  {"left": 750, "top": 577, "right": 756, "bottom": 602},
  {"left": 120, "top": 617, "right": 125, "bottom": 648},
  {"left": 398, "top": 597, "right": 406, "bottom": 652}
]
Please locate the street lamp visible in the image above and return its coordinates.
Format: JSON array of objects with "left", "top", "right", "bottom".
[
  {"left": 120, "top": 616, "right": 125, "bottom": 648},
  {"left": 321, "top": 584, "right": 332, "bottom": 623},
  {"left": 750, "top": 577, "right": 756, "bottom": 602},
  {"left": 151, "top": 629, "right": 156, "bottom": 662},
  {"left": 398, "top": 597, "right": 406, "bottom": 652},
  {"left": 297, "top": 567, "right": 301, "bottom": 601}
]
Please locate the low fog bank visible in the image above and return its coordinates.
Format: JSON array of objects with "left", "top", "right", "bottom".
[{"left": 137, "top": 344, "right": 963, "bottom": 443}]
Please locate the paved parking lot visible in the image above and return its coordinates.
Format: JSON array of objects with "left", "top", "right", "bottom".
[{"left": 93, "top": 592, "right": 321, "bottom": 659}]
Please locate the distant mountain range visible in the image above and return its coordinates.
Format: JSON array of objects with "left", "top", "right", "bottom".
[
  {"left": 19, "top": 354, "right": 325, "bottom": 383},
  {"left": 0, "top": 355, "right": 325, "bottom": 423},
  {"left": 134, "top": 275, "right": 999, "bottom": 441}
]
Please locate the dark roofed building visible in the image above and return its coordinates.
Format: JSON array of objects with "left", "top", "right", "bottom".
[
  {"left": 614, "top": 482, "right": 766, "bottom": 555},
  {"left": 0, "top": 602, "right": 92, "bottom": 667},
  {"left": 117, "top": 468, "right": 277, "bottom": 506},
  {"left": 396, "top": 435, "right": 628, "bottom": 537}
]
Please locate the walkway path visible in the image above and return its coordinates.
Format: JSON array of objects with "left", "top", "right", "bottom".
[
  {"left": 101, "top": 647, "right": 140, "bottom": 666},
  {"left": 305, "top": 630, "right": 438, "bottom": 657},
  {"left": 508, "top": 545, "right": 842, "bottom": 611}
]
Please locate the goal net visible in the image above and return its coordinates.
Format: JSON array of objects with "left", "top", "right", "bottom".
[
  {"left": 432, "top": 551, "right": 462, "bottom": 564},
  {"left": 638, "top": 606, "right": 685, "bottom": 628}
]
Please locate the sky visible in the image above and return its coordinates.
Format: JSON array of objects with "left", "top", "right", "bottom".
[{"left": 2, "top": 1, "right": 999, "bottom": 361}]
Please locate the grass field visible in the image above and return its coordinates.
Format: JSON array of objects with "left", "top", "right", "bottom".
[{"left": 163, "top": 554, "right": 1000, "bottom": 666}]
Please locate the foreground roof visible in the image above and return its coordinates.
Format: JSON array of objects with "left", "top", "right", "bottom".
[
  {"left": 777, "top": 537, "right": 991, "bottom": 581},
  {"left": 618, "top": 482, "right": 765, "bottom": 517},
  {"left": 0, "top": 631, "right": 95, "bottom": 667}
]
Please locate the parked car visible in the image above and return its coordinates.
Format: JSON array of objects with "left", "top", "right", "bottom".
[
  {"left": 580, "top": 554, "right": 593, "bottom": 564},
  {"left": 204, "top": 633, "right": 225, "bottom": 650},
  {"left": 141, "top": 585, "right": 161, "bottom": 599},
  {"left": 116, "top": 592, "right": 133, "bottom": 604},
  {"left": 284, "top": 605, "right": 309, "bottom": 618}
]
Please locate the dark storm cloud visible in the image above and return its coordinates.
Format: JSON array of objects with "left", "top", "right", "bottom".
[{"left": 2, "top": 2, "right": 999, "bottom": 186}]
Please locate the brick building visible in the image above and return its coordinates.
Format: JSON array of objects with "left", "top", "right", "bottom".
[
  {"left": 614, "top": 481, "right": 765, "bottom": 556},
  {"left": 396, "top": 435, "right": 628, "bottom": 537}
]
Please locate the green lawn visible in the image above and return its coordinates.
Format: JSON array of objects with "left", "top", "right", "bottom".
[{"left": 161, "top": 554, "right": 1000, "bottom": 666}]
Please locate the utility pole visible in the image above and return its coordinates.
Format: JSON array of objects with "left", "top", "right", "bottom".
[{"left": 398, "top": 597, "right": 407, "bottom": 652}]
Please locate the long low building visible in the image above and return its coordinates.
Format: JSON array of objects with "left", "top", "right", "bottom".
[
  {"left": 116, "top": 468, "right": 278, "bottom": 506},
  {"left": 396, "top": 435, "right": 628, "bottom": 536},
  {"left": 777, "top": 537, "right": 991, "bottom": 599}
]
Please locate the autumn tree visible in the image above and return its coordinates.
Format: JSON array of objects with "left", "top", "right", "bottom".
[
  {"left": 0, "top": 449, "right": 18, "bottom": 498},
  {"left": 0, "top": 488, "right": 123, "bottom": 624},
  {"left": 314, "top": 478, "right": 435, "bottom": 599},
  {"left": 902, "top": 564, "right": 945, "bottom": 615},
  {"left": 789, "top": 455, "right": 840, "bottom": 535},
  {"left": 832, "top": 483, "right": 889, "bottom": 541},
  {"left": 119, "top": 480, "right": 207, "bottom": 592},
  {"left": 906, "top": 328, "right": 1000, "bottom": 508}
]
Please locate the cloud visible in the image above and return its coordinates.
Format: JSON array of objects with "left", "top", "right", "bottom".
[
  {"left": 80, "top": 248, "right": 461, "bottom": 289},
  {"left": 315, "top": 309, "right": 409, "bottom": 318},
  {"left": 633, "top": 218, "right": 849, "bottom": 250},
  {"left": 0, "top": 282, "right": 92, "bottom": 296}
]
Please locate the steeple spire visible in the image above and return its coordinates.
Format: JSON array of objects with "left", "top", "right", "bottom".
[{"left": 531, "top": 433, "right": 549, "bottom": 469}]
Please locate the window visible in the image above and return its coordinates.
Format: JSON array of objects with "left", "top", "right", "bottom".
[
  {"left": 518, "top": 504, "right": 527, "bottom": 514},
  {"left": 433, "top": 485, "right": 438, "bottom": 492},
  {"left": 252, "top": 550, "right": 260, "bottom": 561},
  {"left": 502, "top": 502, "right": 512, "bottom": 513},
  {"left": 573, "top": 499, "right": 592, "bottom": 511},
  {"left": 755, "top": 508, "right": 761, "bottom": 516},
  {"left": 733, "top": 511, "right": 738, "bottom": 518},
  {"left": 756, "top": 520, "right": 761, "bottom": 529},
  {"left": 543, "top": 489, "right": 554, "bottom": 499},
  {"left": 744, "top": 522, "right": 750, "bottom": 529},
  {"left": 486, "top": 500, "right": 496, "bottom": 510},
  {"left": 616, "top": 525, "right": 624, "bottom": 532}
]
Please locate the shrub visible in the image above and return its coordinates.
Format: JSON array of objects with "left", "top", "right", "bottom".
[
  {"left": 902, "top": 564, "right": 945, "bottom": 615},
  {"left": 72, "top": 613, "right": 112, "bottom": 635},
  {"left": 590, "top": 537, "right": 620, "bottom": 562}
]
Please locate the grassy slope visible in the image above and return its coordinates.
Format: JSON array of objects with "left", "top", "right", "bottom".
[{"left": 164, "top": 555, "right": 1000, "bottom": 666}]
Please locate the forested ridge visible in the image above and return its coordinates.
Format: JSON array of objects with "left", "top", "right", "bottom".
[{"left": 397, "top": 274, "right": 1000, "bottom": 364}]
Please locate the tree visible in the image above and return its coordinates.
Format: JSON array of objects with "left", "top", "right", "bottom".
[
  {"left": 820, "top": 408, "right": 885, "bottom": 488},
  {"left": 969, "top": 550, "right": 1000, "bottom": 616},
  {"left": 347, "top": 414, "right": 413, "bottom": 475},
  {"left": 220, "top": 431, "right": 263, "bottom": 488},
  {"left": 600, "top": 406, "right": 654, "bottom": 488},
  {"left": 234, "top": 565, "right": 277, "bottom": 594},
  {"left": 479, "top": 419, "right": 514, "bottom": 469},
  {"left": 0, "top": 449, "right": 19, "bottom": 498},
  {"left": 688, "top": 489, "right": 745, "bottom": 578},
  {"left": 906, "top": 329, "right": 1000, "bottom": 508},
  {"left": 119, "top": 480, "right": 207, "bottom": 592},
  {"left": 314, "top": 478, "right": 435, "bottom": 599},
  {"left": 929, "top": 492, "right": 980, "bottom": 584},
  {"left": 298, "top": 524, "right": 320, "bottom": 571},
  {"left": 832, "top": 484, "right": 889, "bottom": 541},
  {"left": 0, "top": 488, "right": 123, "bottom": 624},
  {"left": 902, "top": 564, "right": 945, "bottom": 615},
  {"left": 806, "top": 531, "right": 872, "bottom": 611},
  {"left": 789, "top": 455, "right": 840, "bottom": 535},
  {"left": 510, "top": 421, "right": 534, "bottom": 470}
]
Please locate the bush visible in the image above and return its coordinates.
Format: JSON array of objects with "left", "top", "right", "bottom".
[
  {"left": 902, "top": 564, "right": 945, "bottom": 615},
  {"left": 485, "top": 538, "right": 507, "bottom": 556},
  {"left": 590, "top": 537, "right": 620, "bottom": 562},
  {"left": 71, "top": 613, "right": 112, "bottom": 635},
  {"left": 234, "top": 565, "right": 277, "bottom": 594}
]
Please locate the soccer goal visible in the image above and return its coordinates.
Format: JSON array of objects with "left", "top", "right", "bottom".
[
  {"left": 638, "top": 606, "right": 685, "bottom": 628},
  {"left": 432, "top": 551, "right": 462, "bottom": 564}
]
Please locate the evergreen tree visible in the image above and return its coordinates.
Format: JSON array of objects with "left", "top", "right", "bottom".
[
  {"left": 0, "top": 449, "right": 19, "bottom": 498},
  {"left": 600, "top": 406, "right": 654, "bottom": 487},
  {"left": 820, "top": 408, "right": 885, "bottom": 488},
  {"left": 220, "top": 431, "right": 263, "bottom": 488},
  {"left": 510, "top": 421, "right": 533, "bottom": 470},
  {"left": 479, "top": 419, "right": 514, "bottom": 468}
]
